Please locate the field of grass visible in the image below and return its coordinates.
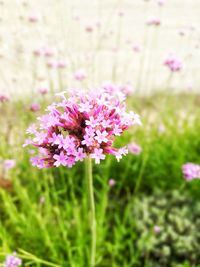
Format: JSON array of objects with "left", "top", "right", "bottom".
[{"left": 0, "top": 93, "right": 200, "bottom": 267}]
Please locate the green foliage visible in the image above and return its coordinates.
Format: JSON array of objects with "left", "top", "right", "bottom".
[
  {"left": 0, "top": 94, "right": 200, "bottom": 266},
  {"left": 133, "top": 190, "right": 200, "bottom": 266}
]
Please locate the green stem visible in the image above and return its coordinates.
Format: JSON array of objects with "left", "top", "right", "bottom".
[
  {"left": 85, "top": 157, "right": 96, "bottom": 267},
  {"left": 134, "top": 152, "right": 149, "bottom": 194}
]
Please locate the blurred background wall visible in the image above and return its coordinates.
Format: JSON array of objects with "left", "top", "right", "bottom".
[{"left": 0, "top": 0, "right": 200, "bottom": 96}]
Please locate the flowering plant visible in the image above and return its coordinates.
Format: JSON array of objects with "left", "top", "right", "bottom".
[
  {"left": 163, "top": 54, "right": 183, "bottom": 72},
  {"left": 24, "top": 89, "right": 141, "bottom": 168},
  {"left": 24, "top": 87, "right": 141, "bottom": 267},
  {"left": 182, "top": 163, "right": 200, "bottom": 181},
  {"left": 3, "top": 253, "right": 22, "bottom": 267}
]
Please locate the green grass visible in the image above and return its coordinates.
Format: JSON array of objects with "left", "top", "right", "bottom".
[{"left": 0, "top": 93, "right": 200, "bottom": 267}]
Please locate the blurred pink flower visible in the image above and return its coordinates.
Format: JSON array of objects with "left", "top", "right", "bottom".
[
  {"left": 3, "top": 159, "right": 16, "bottom": 170},
  {"left": 120, "top": 84, "right": 134, "bottom": 96},
  {"left": 57, "top": 60, "right": 68, "bottom": 69},
  {"left": 0, "top": 94, "right": 10, "bottom": 103},
  {"left": 158, "top": 124, "right": 166, "bottom": 133},
  {"left": 30, "top": 103, "right": 40, "bottom": 112},
  {"left": 157, "top": 0, "right": 165, "bottom": 6},
  {"left": 74, "top": 69, "right": 86, "bottom": 81},
  {"left": 96, "top": 21, "right": 101, "bottom": 28},
  {"left": 132, "top": 44, "right": 141, "bottom": 53},
  {"left": 72, "top": 15, "right": 80, "bottom": 21},
  {"left": 108, "top": 179, "right": 116, "bottom": 187},
  {"left": 43, "top": 47, "right": 56, "bottom": 57},
  {"left": 38, "top": 86, "right": 49, "bottom": 95},
  {"left": 118, "top": 11, "right": 124, "bottom": 17},
  {"left": 33, "top": 47, "right": 56, "bottom": 57},
  {"left": 85, "top": 26, "right": 93, "bottom": 33},
  {"left": 153, "top": 225, "right": 161, "bottom": 234},
  {"left": 163, "top": 54, "right": 183, "bottom": 72},
  {"left": 146, "top": 18, "right": 161, "bottom": 26},
  {"left": 182, "top": 163, "right": 200, "bottom": 181},
  {"left": 3, "top": 252, "right": 22, "bottom": 267},
  {"left": 128, "top": 142, "right": 142, "bottom": 155},
  {"left": 22, "top": 1, "right": 28, "bottom": 6},
  {"left": 28, "top": 13, "right": 40, "bottom": 23},
  {"left": 46, "top": 60, "right": 58, "bottom": 69},
  {"left": 33, "top": 48, "right": 43, "bottom": 57},
  {"left": 179, "top": 29, "right": 186, "bottom": 36},
  {"left": 102, "top": 81, "right": 131, "bottom": 99}
]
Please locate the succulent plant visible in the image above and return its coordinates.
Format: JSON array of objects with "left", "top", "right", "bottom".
[{"left": 132, "top": 190, "right": 200, "bottom": 266}]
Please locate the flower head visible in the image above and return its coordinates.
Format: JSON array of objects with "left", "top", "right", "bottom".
[
  {"left": 28, "top": 13, "right": 40, "bottom": 23},
  {"left": 153, "top": 225, "right": 161, "bottom": 234},
  {"left": 158, "top": 0, "right": 165, "bottom": 6},
  {"left": 3, "top": 160, "right": 16, "bottom": 171},
  {"left": 108, "top": 178, "right": 116, "bottom": 187},
  {"left": 38, "top": 86, "right": 49, "bottom": 95},
  {"left": 128, "top": 142, "right": 142, "bottom": 155},
  {"left": 182, "top": 163, "right": 200, "bottom": 181},
  {"left": 0, "top": 94, "right": 10, "bottom": 103},
  {"left": 3, "top": 253, "right": 22, "bottom": 267},
  {"left": 164, "top": 54, "right": 183, "bottom": 72},
  {"left": 74, "top": 70, "right": 86, "bottom": 81},
  {"left": 30, "top": 103, "right": 40, "bottom": 112},
  {"left": 146, "top": 18, "right": 161, "bottom": 26},
  {"left": 25, "top": 87, "right": 141, "bottom": 168}
]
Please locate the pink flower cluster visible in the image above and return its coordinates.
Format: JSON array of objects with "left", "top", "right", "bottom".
[
  {"left": 164, "top": 54, "right": 183, "bottom": 72},
  {"left": 102, "top": 81, "right": 133, "bottom": 98},
  {"left": 146, "top": 18, "right": 161, "bottom": 26},
  {"left": 24, "top": 89, "right": 141, "bottom": 168},
  {"left": 74, "top": 69, "right": 87, "bottom": 81},
  {"left": 30, "top": 103, "right": 40, "bottom": 112},
  {"left": 33, "top": 47, "right": 68, "bottom": 69},
  {"left": 3, "top": 253, "right": 22, "bottom": 267},
  {"left": 38, "top": 86, "right": 49, "bottom": 95},
  {"left": 3, "top": 159, "right": 16, "bottom": 171},
  {"left": 128, "top": 142, "right": 142, "bottom": 155},
  {"left": 158, "top": 0, "right": 165, "bottom": 6},
  {"left": 33, "top": 47, "right": 56, "bottom": 57},
  {"left": 47, "top": 60, "right": 68, "bottom": 69},
  {"left": 153, "top": 225, "right": 161, "bottom": 234},
  {"left": 182, "top": 163, "right": 200, "bottom": 181},
  {"left": 0, "top": 94, "right": 10, "bottom": 103}
]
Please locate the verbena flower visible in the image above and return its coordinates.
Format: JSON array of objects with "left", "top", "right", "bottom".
[
  {"left": 24, "top": 88, "right": 141, "bottom": 168},
  {"left": 108, "top": 178, "right": 116, "bottom": 187},
  {"left": 146, "top": 18, "right": 161, "bottom": 26},
  {"left": 30, "top": 103, "right": 40, "bottom": 112},
  {"left": 128, "top": 142, "right": 142, "bottom": 155},
  {"left": 153, "top": 225, "right": 161, "bottom": 234},
  {"left": 3, "top": 253, "right": 22, "bottom": 267},
  {"left": 28, "top": 13, "right": 40, "bottom": 23},
  {"left": 38, "top": 86, "right": 49, "bottom": 95},
  {"left": 132, "top": 44, "right": 142, "bottom": 53},
  {"left": 164, "top": 54, "right": 183, "bottom": 72},
  {"left": 74, "top": 70, "right": 86, "bottom": 81},
  {"left": 101, "top": 81, "right": 133, "bottom": 98},
  {"left": 157, "top": 0, "right": 165, "bottom": 6},
  {"left": 182, "top": 163, "right": 200, "bottom": 181},
  {"left": 3, "top": 159, "right": 16, "bottom": 171},
  {"left": 0, "top": 94, "right": 10, "bottom": 103}
]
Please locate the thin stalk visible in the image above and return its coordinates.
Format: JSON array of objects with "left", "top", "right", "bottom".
[{"left": 85, "top": 157, "right": 96, "bottom": 267}]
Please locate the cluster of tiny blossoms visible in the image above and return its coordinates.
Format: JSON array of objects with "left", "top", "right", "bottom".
[
  {"left": 24, "top": 88, "right": 141, "bottom": 168},
  {"left": 163, "top": 54, "right": 183, "bottom": 72},
  {"left": 3, "top": 253, "right": 22, "bottom": 267},
  {"left": 182, "top": 163, "right": 200, "bottom": 181}
]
